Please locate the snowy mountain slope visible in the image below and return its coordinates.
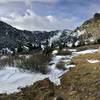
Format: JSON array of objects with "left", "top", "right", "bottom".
[{"left": 0, "top": 21, "right": 74, "bottom": 52}]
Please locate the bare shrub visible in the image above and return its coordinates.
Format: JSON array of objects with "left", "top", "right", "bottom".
[{"left": 0, "top": 53, "right": 52, "bottom": 74}]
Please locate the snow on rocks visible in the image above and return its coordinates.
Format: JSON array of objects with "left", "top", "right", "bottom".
[
  {"left": 49, "top": 31, "right": 62, "bottom": 46},
  {"left": 67, "top": 42, "right": 73, "bottom": 47},
  {"left": 87, "top": 59, "right": 100, "bottom": 64},
  {"left": 75, "top": 41, "right": 80, "bottom": 46},
  {"left": 77, "top": 29, "right": 86, "bottom": 36}
]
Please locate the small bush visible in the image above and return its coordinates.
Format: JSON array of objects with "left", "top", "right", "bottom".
[
  {"left": 56, "top": 61, "right": 66, "bottom": 70},
  {"left": 0, "top": 53, "right": 52, "bottom": 74}
]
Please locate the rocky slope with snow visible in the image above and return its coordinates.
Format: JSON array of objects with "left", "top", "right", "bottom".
[
  {"left": 0, "top": 21, "right": 73, "bottom": 52},
  {"left": 72, "top": 13, "right": 100, "bottom": 46},
  {"left": 0, "top": 13, "right": 100, "bottom": 53}
]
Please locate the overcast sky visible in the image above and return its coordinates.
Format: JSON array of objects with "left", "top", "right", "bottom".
[{"left": 0, "top": 0, "right": 100, "bottom": 31}]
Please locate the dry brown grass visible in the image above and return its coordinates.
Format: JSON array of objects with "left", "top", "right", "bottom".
[
  {"left": 76, "top": 44, "right": 100, "bottom": 51},
  {"left": 61, "top": 52, "right": 100, "bottom": 100},
  {"left": 56, "top": 49, "right": 71, "bottom": 55}
]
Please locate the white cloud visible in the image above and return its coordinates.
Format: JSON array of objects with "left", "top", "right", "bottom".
[
  {"left": 46, "top": 15, "right": 57, "bottom": 23},
  {"left": 0, "top": 9, "right": 81, "bottom": 31}
]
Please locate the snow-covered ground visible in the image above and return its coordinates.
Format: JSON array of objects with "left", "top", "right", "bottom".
[
  {"left": 48, "top": 55, "right": 73, "bottom": 85},
  {"left": 0, "top": 49, "right": 98, "bottom": 94},
  {"left": 0, "top": 67, "right": 49, "bottom": 94},
  {"left": 0, "top": 54, "right": 74, "bottom": 94}
]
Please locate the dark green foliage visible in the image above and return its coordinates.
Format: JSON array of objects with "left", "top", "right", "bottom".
[{"left": 17, "top": 43, "right": 23, "bottom": 53}]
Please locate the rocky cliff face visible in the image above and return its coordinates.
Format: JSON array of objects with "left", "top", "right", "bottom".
[{"left": 73, "top": 13, "right": 100, "bottom": 46}]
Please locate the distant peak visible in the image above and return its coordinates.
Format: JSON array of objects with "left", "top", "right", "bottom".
[{"left": 94, "top": 13, "right": 100, "bottom": 19}]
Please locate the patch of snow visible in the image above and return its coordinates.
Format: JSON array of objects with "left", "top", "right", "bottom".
[
  {"left": 73, "top": 49, "right": 98, "bottom": 55},
  {"left": 62, "top": 48, "right": 67, "bottom": 51},
  {"left": 67, "top": 42, "right": 73, "bottom": 47},
  {"left": 68, "top": 49, "right": 77, "bottom": 52},
  {"left": 65, "top": 65, "right": 75, "bottom": 69},
  {"left": 52, "top": 50, "right": 58, "bottom": 55},
  {"left": 0, "top": 67, "right": 49, "bottom": 94},
  {"left": 71, "top": 32, "right": 77, "bottom": 37},
  {"left": 89, "top": 37, "right": 95, "bottom": 42},
  {"left": 0, "top": 56, "right": 8, "bottom": 60},
  {"left": 48, "top": 54, "right": 74, "bottom": 86},
  {"left": 49, "top": 31, "right": 62, "bottom": 45},
  {"left": 75, "top": 41, "right": 80, "bottom": 46},
  {"left": 49, "top": 69, "right": 67, "bottom": 86},
  {"left": 87, "top": 59, "right": 100, "bottom": 63},
  {"left": 2, "top": 48, "right": 13, "bottom": 54},
  {"left": 77, "top": 29, "right": 85, "bottom": 36},
  {"left": 41, "top": 45, "right": 45, "bottom": 50},
  {"left": 19, "top": 55, "right": 23, "bottom": 57},
  {"left": 25, "top": 55, "right": 32, "bottom": 59}
]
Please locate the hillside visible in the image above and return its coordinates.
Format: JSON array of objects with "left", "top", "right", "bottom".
[
  {"left": 73, "top": 13, "right": 100, "bottom": 46},
  {"left": 0, "top": 20, "right": 72, "bottom": 52}
]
